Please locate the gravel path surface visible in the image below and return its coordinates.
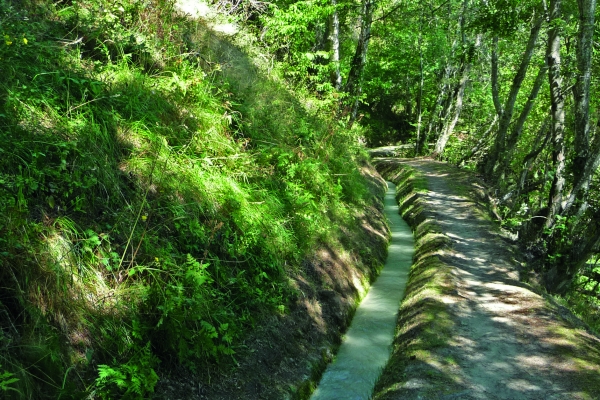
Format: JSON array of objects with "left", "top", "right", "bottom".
[{"left": 375, "top": 158, "right": 600, "bottom": 400}]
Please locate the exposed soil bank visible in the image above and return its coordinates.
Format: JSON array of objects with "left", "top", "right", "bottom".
[
  {"left": 311, "top": 182, "right": 414, "bottom": 400},
  {"left": 155, "top": 164, "right": 391, "bottom": 399},
  {"left": 372, "top": 158, "right": 600, "bottom": 400}
]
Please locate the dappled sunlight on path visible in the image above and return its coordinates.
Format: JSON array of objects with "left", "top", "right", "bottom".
[
  {"left": 373, "top": 158, "right": 600, "bottom": 400},
  {"left": 413, "top": 159, "right": 600, "bottom": 399}
]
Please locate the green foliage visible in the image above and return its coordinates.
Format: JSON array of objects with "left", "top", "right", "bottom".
[
  {"left": 0, "top": 0, "right": 372, "bottom": 397},
  {"left": 470, "top": 0, "right": 539, "bottom": 36},
  {"left": 260, "top": 0, "right": 350, "bottom": 97},
  {"left": 0, "top": 367, "right": 19, "bottom": 393},
  {"left": 140, "top": 255, "right": 237, "bottom": 369},
  {"left": 95, "top": 343, "right": 159, "bottom": 399}
]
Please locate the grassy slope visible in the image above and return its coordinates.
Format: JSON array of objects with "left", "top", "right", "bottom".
[{"left": 0, "top": 1, "right": 388, "bottom": 398}]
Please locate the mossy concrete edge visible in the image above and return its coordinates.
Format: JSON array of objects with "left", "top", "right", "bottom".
[{"left": 372, "top": 158, "right": 468, "bottom": 399}]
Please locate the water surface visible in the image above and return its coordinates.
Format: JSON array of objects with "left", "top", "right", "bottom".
[{"left": 311, "top": 181, "right": 414, "bottom": 400}]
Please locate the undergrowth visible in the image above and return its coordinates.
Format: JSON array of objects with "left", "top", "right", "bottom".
[{"left": 0, "top": 0, "right": 370, "bottom": 398}]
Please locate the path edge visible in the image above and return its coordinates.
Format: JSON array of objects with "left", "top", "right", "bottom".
[{"left": 372, "top": 159, "right": 469, "bottom": 399}]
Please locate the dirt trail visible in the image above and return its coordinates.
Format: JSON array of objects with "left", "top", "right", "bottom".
[{"left": 374, "top": 158, "right": 600, "bottom": 400}]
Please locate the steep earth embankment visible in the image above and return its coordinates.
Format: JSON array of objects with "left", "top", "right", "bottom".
[
  {"left": 156, "top": 164, "right": 391, "bottom": 400},
  {"left": 311, "top": 181, "right": 413, "bottom": 400},
  {"left": 373, "top": 158, "right": 600, "bottom": 400}
]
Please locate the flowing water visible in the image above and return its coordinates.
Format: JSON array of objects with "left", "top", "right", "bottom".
[{"left": 310, "top": 182, "right": 414, "bottom": 400}]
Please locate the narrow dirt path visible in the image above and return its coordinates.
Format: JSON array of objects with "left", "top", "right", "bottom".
[{"left": 374, "top": 159, "right": 600, "bottom": 400}]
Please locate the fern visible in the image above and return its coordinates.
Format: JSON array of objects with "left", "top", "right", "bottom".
[{"left": 95, "top": 343, "right": 159, "bottom": 399}]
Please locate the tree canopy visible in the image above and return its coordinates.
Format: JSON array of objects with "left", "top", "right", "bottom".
[{"left": 258, "top": 0, "right": 600, "bottom": 330}]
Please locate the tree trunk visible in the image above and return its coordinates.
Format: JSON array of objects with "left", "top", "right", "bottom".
[
  {"left": 491, "top": 35, "right": 503, "bottom": 118},
  {"left": 432, "top": 0, "right": 472, "bottom": 156},
  {"left": 415, "top": 10, "right": 425, "bottom": 155},
  {"left": 344, "top": 0, "right": 375, "bottom": 128},
  {"left": 558, "top": 0, "right": 597, "bottom": 217},
  {"left": 434, "top": 34, "right": 483, "bottom": 156},
  {"left": 571, "top": 0, "right": 597, "bottom": 183},
  {"left": 457, "top": 114, "right": 498, "bottom": 166},
  {"left": 485, "top": 14, "right": 544, "bottom": 178},
  {"left": 499, "top": 61, "right": 548, "bottom": 177},
  {"left": 544, "top": 0, "right": 597, "bottom": 293},
  {"left": 330, "top": 0, "right": 342, "bottom": 90},
  {"left": 562, "top": 139, "right": 600, "bottom": 215},
  {"left": 545, "top": 0, "right": 567, "bottom": 229},
  {"left": 421, "top": 70, "right": 452, "bottom": 154},
  {"left": 415, "top": 45, "right": 424, "bottom": 155},
  {"left": 434, "top": 61, "right": 470, "bottom": 155},
  {"left": 517, "top": 120, "right": 551, "bottom": 200}
]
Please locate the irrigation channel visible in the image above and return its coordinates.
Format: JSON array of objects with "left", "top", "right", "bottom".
[{"left": 311, "top": 182, "right": 414, "bottom": 400}]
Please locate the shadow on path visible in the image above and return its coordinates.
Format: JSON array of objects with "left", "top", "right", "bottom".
[{"left": 373, "top": 158, "right": 600, "bottom": 400}]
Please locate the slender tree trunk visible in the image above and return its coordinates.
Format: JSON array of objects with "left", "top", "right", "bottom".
[
  {"left": 562, "top": 140, "right": 600, "bottom": 215},
  {"left": 499, "top": 61, "right": 548, "bottom": 177},
  {"left": 421, "top": 71, "right": 452, "bottom": 154},
  {"left": 422, "top": 0, "right": 466, "bottom": 153},
  {"left": 508, "top": 62, "right": 547, "bottom": 148},
  {"left": 457, "top": 114, "right": 498, "bottom": 166},
  {"left": 415, "top": 10, "right": 425, "bottom": 155},
  {"left": 434, "top": 34, "right": 483, "bottom": 156},
  {"left": 572, "top": 0, "right": 597, "bottom": 181},
  {"left": 434, "top": 61, "right": 470, "bottom": 155},
  {"left": 432, "top": 0, "right": 472, "bottom": 156},
  {"left": 491, "top": 35, "right": 503, "bottom": 118},
  {"left": 518, "top": 120, "right": 551, "bottom": 199},
  {"left": 330, "top": 0, "right": 342, "bottom": 90},
  {"left": 485, "top": 14, "right": 544, "bottom": 178},
  {"left": 559, "top": 0, "right": 597, "bottom": 217},
  {"left": 344, "top": 0, "right": 375, "bottom": 128},
  {"left": 545, "top": 0, "right": 567, "bottom": 229},
  {"left": 415, "top": 48, "right": 424, "bottom": 155}
]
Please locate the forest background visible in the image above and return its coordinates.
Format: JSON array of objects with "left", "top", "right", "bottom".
[{"left": 1, "top": 0, "right": 599, "bottom": 398}]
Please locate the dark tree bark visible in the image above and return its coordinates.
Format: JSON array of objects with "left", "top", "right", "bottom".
[
  {"left": 558, "top": 0, "right": 597, "bottom": 217},
  {"left": 491, "top": 35, "right": 503, "bottom": 118},
  {"left": 485, "top": 14, "right": 544, "bottom": 178},
  {"left": 344, "top": 0, "right": 375, "bottom": 127},
  {"left": 543, "top": 0, "right": 597, "bottom": 293},
  {"left": 517, "top": 119, "right": 551, "bottom": 200},
  {"left": 572, "top": 0, "right": 597, "bottom": 178},
  {"left": 500, "top": 61, "right": 548, "bottom": 177}
]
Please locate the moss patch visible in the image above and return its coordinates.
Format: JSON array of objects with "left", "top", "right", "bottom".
[
  {"left": 371, "top": 158, "right": 600, "bottom": 400},
  {"left": 372, "top": 160, "right": 464, "bottom": 399}
]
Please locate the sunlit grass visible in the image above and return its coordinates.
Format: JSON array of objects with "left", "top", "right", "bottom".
[{"left": 0, "top": 0, "right": 373, "bottom": 397}]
